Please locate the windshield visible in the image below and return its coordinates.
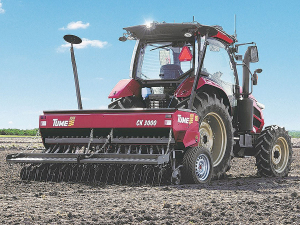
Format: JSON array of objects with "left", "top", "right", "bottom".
[{"left": 135, "top": 41, "right": 194, "bottom": 80}]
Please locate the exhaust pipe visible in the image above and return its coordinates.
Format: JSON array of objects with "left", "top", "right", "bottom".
[
  {"left": 238, "top": 46, "right": 259, "bottom": 132},
  {"left": 242, "top": 47, "right": 251, "bottom": 98}
]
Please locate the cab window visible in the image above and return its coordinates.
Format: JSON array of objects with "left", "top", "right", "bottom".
[
  {"left": 136, "top": 41, "right": 194, "bottom": 80},
  {"left": 202, "top": 38, "right": 236, "bottom": 94}
]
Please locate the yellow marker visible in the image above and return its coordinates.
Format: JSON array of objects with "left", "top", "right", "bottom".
[
  {"left": 68, "top": 117, "right": 76, "bottom": 126},
  {"left": 189, "top": 114, "right": 194, "bottom": 124}
]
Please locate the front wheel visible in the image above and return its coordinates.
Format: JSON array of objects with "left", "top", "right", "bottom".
[
  {"left": 255, "top": 125, "right": 292, "bottom": 177},
  {"left": 182, "top": 146, "right": 213, "bottom": 184}
]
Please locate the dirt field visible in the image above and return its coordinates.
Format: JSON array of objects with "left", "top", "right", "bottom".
[{"left": 0, "top": 137, "right": 299, "bottom": 224}]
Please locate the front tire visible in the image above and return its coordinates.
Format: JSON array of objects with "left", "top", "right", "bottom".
[
  {"left": 255, "top": 125, "right": 292, "bottom": 177},
  {"left": 182, "top": 146, "right": 213, "bottom": 184}
]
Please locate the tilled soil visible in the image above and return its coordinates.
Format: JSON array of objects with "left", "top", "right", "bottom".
[{"left": 0, "top": 137, "right": 299, "bottom": 224}]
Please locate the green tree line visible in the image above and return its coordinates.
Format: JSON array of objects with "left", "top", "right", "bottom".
[
  {"left": 0, "top": 128, "right": 39, "bottom": 136},
  {"left": 289, "top": 131, "right": 300, "bottom": 138}
]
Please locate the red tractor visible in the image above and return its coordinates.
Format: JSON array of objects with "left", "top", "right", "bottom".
[{"left": 7, "top": 22, "right": 292, "bottom": 184}]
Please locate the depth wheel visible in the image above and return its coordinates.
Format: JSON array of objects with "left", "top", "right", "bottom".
[
  {"left": 255, "top": 125, "right": 292, "bottom": 177},
  {"left": 182, "top": 146, "right": 213, "bottom": 184}
]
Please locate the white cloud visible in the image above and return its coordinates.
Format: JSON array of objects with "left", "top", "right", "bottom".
[
  {"left": 99, "top": 105, "right": 108, "bottom": 109},
  {"left": 57, "top": 38, "right": 108, "bottom": 52},
  {"left": 60, "top": 21, "right": 90, "bottom": 30},
  {"left": 8, "top": 121, "right": 13, "bottom": 124},
  {"left": 75, "top": 38, "right": 108, "bottom": 49},
  {"left": 0, "top": 1, "right": 5, "bottom": 14}
]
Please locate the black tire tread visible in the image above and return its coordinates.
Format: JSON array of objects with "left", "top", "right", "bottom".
[
  {"left": 182, "top": 146, "right": 213, "bottom": 184},
  {"left": 192, "top": 91, "right": 234, "bottom": 179},
  {"left": 255, "top": 125, "right": 292, "bottom": 177}
]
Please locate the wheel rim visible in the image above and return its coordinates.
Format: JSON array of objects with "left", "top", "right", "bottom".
[
  {"left": 271, "top": 137, "right": 289, "bottom": 173},
  {"left": 199, "top": 112, "right": 227, "bottom": 167},
  {"left": 195, "top": 153, "right": 210, "bottom": 181}
]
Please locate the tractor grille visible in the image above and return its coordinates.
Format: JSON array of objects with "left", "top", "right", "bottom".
[
  {"left": 254, "top": 107, "right": 261, "bottom": 118},
  {"left": 253, "top": 117, "right": 261, "bottom": 128},
  {"left": 253, "top": 107, "right": 262, "bottom": 128}
]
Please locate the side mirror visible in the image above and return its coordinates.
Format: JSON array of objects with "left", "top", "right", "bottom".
[
  {"left": 252, "top": 68, "right": 262, "bottom": 85},
  {"left": 119, "top": 36, "right": 127, "bottom": 42},
  {"left": 249, "top": 46, "right": 259, "bottom": 63},
  {"left": 253, "top": 74, "right": 258, "bottom": 85}
]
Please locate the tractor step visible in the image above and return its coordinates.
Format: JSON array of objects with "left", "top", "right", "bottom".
[{"left": 6, "top": 153, "right": 170, "bottom": 165}]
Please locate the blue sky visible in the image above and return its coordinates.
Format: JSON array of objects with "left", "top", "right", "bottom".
[{"left": 0, "top": 0, "right": 299, "bottom": 130}]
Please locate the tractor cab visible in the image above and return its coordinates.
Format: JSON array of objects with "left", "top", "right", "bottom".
[{"left": 114, "top": 22, "right": 239, "bottom": 110}]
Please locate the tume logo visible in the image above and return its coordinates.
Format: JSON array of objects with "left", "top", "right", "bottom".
[
  {"left": 53, "top": 117, "right": 76, "bottom": 127},
  {"left": 178, "top": 115, "right": 189, "bottom": 124}
]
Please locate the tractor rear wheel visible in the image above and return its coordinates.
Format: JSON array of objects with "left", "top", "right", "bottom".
[
  {"left": 193, "top": 92, "right": 233, "bottom": 179},
  {"left": 255, "top": 125, "right": 292, "bottom": 177},
  {"left": 182, "top": 146, "right": 213, "bottom": 184}
]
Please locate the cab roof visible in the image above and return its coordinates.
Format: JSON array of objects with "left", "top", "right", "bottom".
[{"left": 124, "top": 22, "right": 235, "bottom": 44}]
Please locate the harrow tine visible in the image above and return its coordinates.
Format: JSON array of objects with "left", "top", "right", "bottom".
[
  {"left": 119, "top": 165, "right": 130, "bottom": 185},
  {"left": 63, "top": 165, "right": 72, "bottom": 182},
  {"left": 85, "top": 165, "right": 91, "bottom": 182},
  {"left": 33, "top": 165, "right": 41, "bottom": 181},
  {"left": 89, "top": 165, "right": 96, "bottom": 182},
  {"left": 51, "top": 166, "right": 59, "bottom": 182},
  {"left": 70, "top": 165, "right": 76, "bottom": 181},
  {"left": 132, "top": 165, "right": 144, "bottom": 185},
  {"left": 45, "top": 166, "right": 51, "bottom": 182},
  {"left": 144, "top": 166, "right": 156, "bottom": 185},
  {"left": 76, "top": 165, "right": 83, "bottom": 182},
  {"left": 106, "top": 165, "right": 116, "bottom": 184},
  {"left": 20, "top": 165, "right": 28, "bottom": 181},
  {"left": 94, "top": 165, "right": 104, "bottom": 183},
  {"left": 92, "top": 165, "right": 99, "bottom": 183},
  {"left": 57, "top": 165, "right": 66, "bottom": 182},
  {"left": 79, "top": 165, "right": 86, "bottom": 182},
  {"left": 38, "top": 164, "right": 48, "bottom": 181},
  {"left": 87, "top": 165, "right": 92, "bottom": 182},
  {"left": 27, "top": 165, "right": 36, "bottom": 181}
]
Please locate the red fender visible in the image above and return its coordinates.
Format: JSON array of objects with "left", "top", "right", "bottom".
[
  {"left": 175, "top": 77, "right": 224, "bottom": 98},
  {"left": 108, "top": 79, "right": 141, "bottom": 99},
  {"left": 182, "top": 122, "right": 200, "bottom": 147}
]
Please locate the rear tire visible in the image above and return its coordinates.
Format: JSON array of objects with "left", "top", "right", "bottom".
[
  {"left": 255, "top": 125, "right": 292, "bottom": 177},
  {"left": 193, "top": 92, "right": 233, "bottom": 179},
  {"left": 182, "top": 146, "right": 213, "bottom": 184}
]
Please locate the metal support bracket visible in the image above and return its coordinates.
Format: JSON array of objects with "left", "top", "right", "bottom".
[
  {"left": 188, "top": 33, "right": 209, "bottom": 110},
  {"left": 86, "top": 128, "right": 94, "bottom": 153}
]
